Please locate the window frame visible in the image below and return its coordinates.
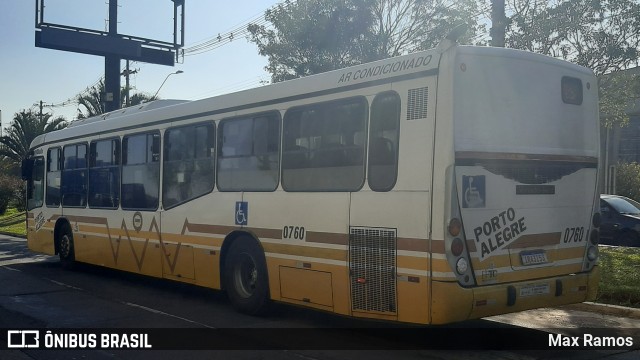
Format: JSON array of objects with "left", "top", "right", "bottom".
[
  {"left": 46, "top": 147, "right": 62, "bottom": 208},
  {"left": 61, "top": 142, "right": 88, "bottom": 208},
  {"left": 561, "top": 76, "right": 583, "bottom": 105},
  {"left": 162, "top": 121, "right": 216, "bottom": 209},
  {"left": 217, "top": 110, "right": 281, "bottom": 192},
  {"left": 88, "top": 137, "right": 121, "bottom": 210},
  {"left": 281, "top": 96, "right": 369, "bottom": 192},
  {"left": 121, "top": 130, "right": 161, "bottom": 211},
  {"left": 368, "top": 91, "right": 401, "bottom": 192},
  {"left": 26, "top": 156, "right": 45, "bottom": 211}
]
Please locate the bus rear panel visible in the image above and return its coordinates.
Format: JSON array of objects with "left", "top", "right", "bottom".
[{"left": 431, "top": 46, "right": 600, "bottom": 323}]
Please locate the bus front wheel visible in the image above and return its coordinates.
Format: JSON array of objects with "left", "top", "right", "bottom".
[
  {"left": 58, "top": 225, "right": 75, "bottom": 269},
  {"left": 223, "top": 238, "right": 270, "bottom": 315}
]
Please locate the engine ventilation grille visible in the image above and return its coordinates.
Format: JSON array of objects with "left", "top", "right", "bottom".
[
  {"left": 407, "top": 87, "right": 428, "bottom": 120},
  {"left": 349, "top": 227, "right": 397, "bottom": 313}
]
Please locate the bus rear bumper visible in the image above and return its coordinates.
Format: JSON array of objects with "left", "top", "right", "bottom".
[{"left": 430, "top": 266, "right": 600, "bottom": 324}]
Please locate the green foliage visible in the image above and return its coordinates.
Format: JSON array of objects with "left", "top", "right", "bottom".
[
  {"left": 0, "top": 109, "right": 67, "bottom": 168},
  {"left": 248, "top": 0, "right": 374, "bottom": 82},
  {"left": 76, "top": 80, "right": 155, "bottom": 119},
  {"left": 248, "top": 0, "right": 482, "bottom": 83},
  {"left": 597, "top": 246, "right": 640, "bottom": 308},
  {"left": 0, "top": 207, "right": 26, "bottom": 237},
  {"left": 599, "top": 72, "right": 639, "bottom": 127},
  {"left": 614, "top": 162, "right": 640, "bottom": 202},
  {"left": 0, "top": 174, "right": 22, "bottom": 215}
]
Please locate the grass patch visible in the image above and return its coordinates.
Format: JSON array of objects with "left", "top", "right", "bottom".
[
  {"left": 0, "top": 207, "right": 26, "bottom": 237},
  {"left": 596, "top": 246, "right": 640, "bottom": 308}
]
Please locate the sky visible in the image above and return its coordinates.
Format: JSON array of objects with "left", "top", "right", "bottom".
[{"left": 0, "top": 0, "right": 280, "bottom": 132}]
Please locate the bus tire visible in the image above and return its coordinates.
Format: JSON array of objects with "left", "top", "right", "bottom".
[
  {"left": 58, "top": 225, "right": 75, "bottom": 269},
  {"left": 223, "top": 237, "right": 270, "bottom": 315}
]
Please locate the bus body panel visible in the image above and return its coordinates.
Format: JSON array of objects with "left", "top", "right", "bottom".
[{"left": 23, "top": 43, "right": 600, "bottom": 326}]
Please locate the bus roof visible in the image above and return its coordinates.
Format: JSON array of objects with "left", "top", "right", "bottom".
[
  {"left": 30, "top": 44, "right": 444, "bottom": 150},
  {"left": 29, "top": 44, "right": 594, "bottom": 151},
  {"left": 456, "top": 45, "right": 595, "bottom": 76}
]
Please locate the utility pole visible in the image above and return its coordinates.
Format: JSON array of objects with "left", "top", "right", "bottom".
[
  {"left": 35, "top": 0, "right": 184, "bottom": 114},
  {"left": 104, "top": 0, "right": 121, "bottom": 112},
  {"left": 121, "top": 60, "right": 139, "bottom": 108},
  {"left": 38, "top": 101, "right": 44, "bottom": 122},
  {"left": 490, "top": 0, "right": 507, "bottom": 47}
]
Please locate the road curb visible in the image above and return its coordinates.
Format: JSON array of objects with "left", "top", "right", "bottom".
[
  {"left": 557, "top": 302, "right": 640, "bottom": 320},
  {"left": 0, "top": 232, "right": 26, "bottom": 239}
]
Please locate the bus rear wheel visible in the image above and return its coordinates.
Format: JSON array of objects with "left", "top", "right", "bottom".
[
  {"left": 58, "top": 226, "right": 75, "bottom": 269},
  {"left": 224, "top": 238, "right": 270, "bottom": 315}
]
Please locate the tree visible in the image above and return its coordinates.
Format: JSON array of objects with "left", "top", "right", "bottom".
[
  {"left": 0, "top": 174, "right": 23, "bottom": 214},
  {"left": 0, "top": 109, "right": 65, "bottom": 214},
  {"left": 248, "top": 0, "right": 481, "bottom": 82},
  {"left": 0, "top": 109, "right": 67, "bottom": 168},
  {"left": 76, "top": 80, "right": 155, "bottom": 119},
  {"left": 76, "top": 81, "right": 106, "bottom": 119},
  {"left": 248, "top": 0, "right": 374, "bottom": 82},
  {"left": 504, "top": 0, "right": 640, "bottom": 126},
  {"left": 614, "top": 162, "right": 640, "bottom": 202}
]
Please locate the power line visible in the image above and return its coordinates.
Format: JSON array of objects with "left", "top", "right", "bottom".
[
  {"left": 182, "top": 1, "right": 292, "bottom": 56},
  {"left": 47, "top": 62, "right": 137, "bottom": 109}
]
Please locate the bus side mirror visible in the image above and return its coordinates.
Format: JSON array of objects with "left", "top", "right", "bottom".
[{"left": 21, "top": 158, "right": 34, "bottom": 181}]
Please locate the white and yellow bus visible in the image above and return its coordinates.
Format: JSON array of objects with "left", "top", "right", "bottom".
[{"left": 22, "top": 38, "right": 601, "bottom": 325}]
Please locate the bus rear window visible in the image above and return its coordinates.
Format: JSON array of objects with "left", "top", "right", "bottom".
[{"left": 561, "top": 76, "right": 582, "bottom": 105}]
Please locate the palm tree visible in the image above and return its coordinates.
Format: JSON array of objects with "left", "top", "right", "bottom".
[
  {"left": 0, "top": 110, "right": 67, "bottom": 167},
  {"left": 76, "top": 80, "right": 155, "bottom": 119},
  {"left": 76, "top": 81, "right": 106, "bottom": 119}
]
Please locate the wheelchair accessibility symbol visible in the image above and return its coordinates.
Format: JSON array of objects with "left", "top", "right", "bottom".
[
  {"left": 462, "top": 175, "right": 485, "bottom": 208},
  {"left": 235, "top": 201, "right": 248, "bottom": 225}
]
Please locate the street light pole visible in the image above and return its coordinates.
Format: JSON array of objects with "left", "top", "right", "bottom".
[{"left": 153, "top": 70, "right": 183, "bottom": 100}]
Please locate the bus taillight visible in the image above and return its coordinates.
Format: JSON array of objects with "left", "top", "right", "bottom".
[
  {"left": 590, "top": 229, "right": 599, "bottom": 245},
  {"left": 448, "top": 218, "right": 462, "bottom": 237},
  {"left": 451, "top": 237, "right": 464, "bottom": 257},
  {"left": 444, "top": 168, "right": 476, "bottom": 286}
]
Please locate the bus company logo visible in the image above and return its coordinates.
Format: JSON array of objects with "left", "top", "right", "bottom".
[
  {"left": 7, "top": 330, "right": 40, "bottom": 348},
  {"left": 34, "top": 212, "right": 46, "bottom": 232},
  {"left": 132, "top": 212, "right": 143, "bottom": 232}
]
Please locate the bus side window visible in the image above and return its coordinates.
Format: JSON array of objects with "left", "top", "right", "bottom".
[
  {"left": 122, "top": 132, "right": 160, "bottom": 211},
  {"left": 89, "top": 138, "right": 120, "bottom": 209},
  {"left": 282, "top": 97, "right": 367, "bottom": 192},
  {"left": 61, "top": 143, "right": 88, "bottom": 208},
  {"left": 27, "top": 157, "right": 45, "bottom": 210},
  {"left": 217, "top": 113, "right": 280, "bottom": 192},
  {"left": 163, "top": 122, "right": 215, "bottom": 209},
  {"left": 368, "top": 91, "right": 400, "bottom": 192},
  {"left": 46, "top": 147, "right": 62, "bottom": 207}
]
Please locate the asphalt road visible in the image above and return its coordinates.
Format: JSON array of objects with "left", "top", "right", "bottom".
[{"left": 0, "top": 234, "right": 638, "bottom": 359}]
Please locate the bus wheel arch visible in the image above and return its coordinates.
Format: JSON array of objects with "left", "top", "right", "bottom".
[
  {"left": 220, "top": 231, "right": 270, "bottom": 315},
  {"left": 54, "top": 218, "right": 75, "bottom": 269}
]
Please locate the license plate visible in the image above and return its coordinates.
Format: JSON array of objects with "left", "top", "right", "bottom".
[
  {"left": 520, "top": 283, "right": 550, "bottom": 297},
  {"left": 520, "top": 250, "right": 548, "bottom": 266}
]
